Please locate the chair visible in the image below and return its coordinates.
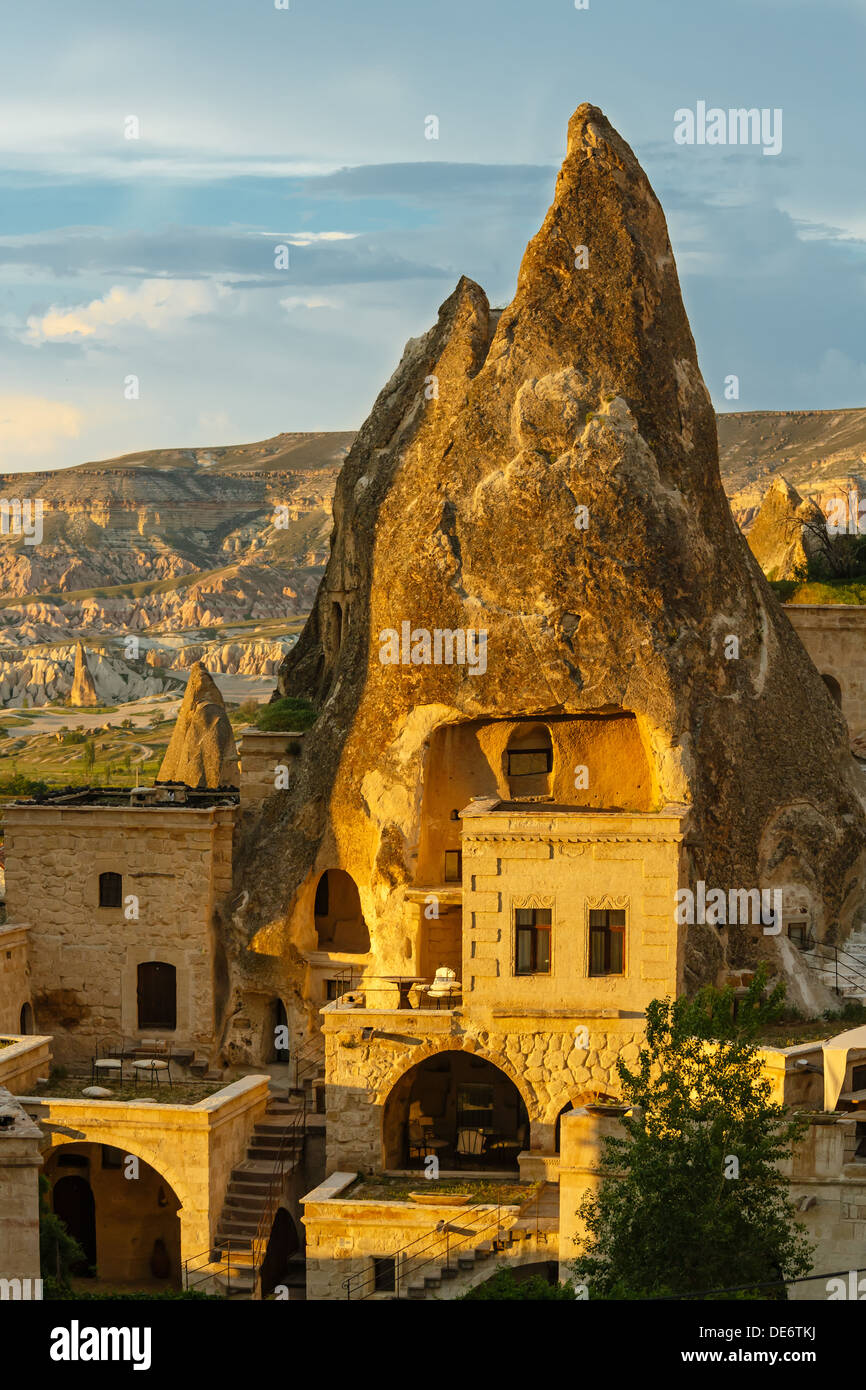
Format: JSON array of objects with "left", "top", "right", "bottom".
[
  {"left": 455, "top": 1127, "right": 486, "bottom": 1167},
  {"left": 91, "top": 1035, "right": 126, "bottom": 1087},
  {"left": 407, "top": 1118, "right": 447, "bottom": 1165},
  {"left": 131, "top": 1039, "right": 173, "bottom": 1091}
]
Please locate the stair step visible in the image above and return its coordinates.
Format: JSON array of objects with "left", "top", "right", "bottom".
[{"left": 406, "top": 1284, "right": 426, "bottom": 1299}]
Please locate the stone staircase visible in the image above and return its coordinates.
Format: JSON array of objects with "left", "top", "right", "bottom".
[
  {"left": 402, "top": 1182, "right": 560, "bottom": 1301},
  {"left": 205, "top": 1093, "right": 306, "bottom": 1298},
  {"left": 805, "top": 927, "right": 866, "bottom": 1002}
]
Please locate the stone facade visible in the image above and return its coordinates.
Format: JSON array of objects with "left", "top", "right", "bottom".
[
  {"left": 3, "top": 801, "right": 235, "bottom": 1065},
  {"left": 22, "top": 1074, "right": 270, "bottom": 1266},
  {"left": 0, "top": 1088, "right": 43, "bottom": 1283},
  {"left": 0, "top": 923, "right": 31, "bottom": 1034},
  {"left": 784, "top": 604, "right": 866, "bottom": 738}
]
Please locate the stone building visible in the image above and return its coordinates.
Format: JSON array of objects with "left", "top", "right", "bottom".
[{"left": 3, "top": 784, "right": 237, "bottom": 1067}]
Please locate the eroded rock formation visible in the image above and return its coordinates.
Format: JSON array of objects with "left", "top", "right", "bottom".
[
  {"left": 234, "top": 103, "right": 866, "bottom": 1003},
  {"left": 69, "top": 641, "right": 99, "bottom": 707},
  {"left": 746, "top": 476, "right": 826, "bottom": 580},
  {"left": 157, "top": 662, "right": 239, "bottom": 788}
]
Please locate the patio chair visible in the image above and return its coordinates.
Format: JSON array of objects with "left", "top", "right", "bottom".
[
  {"left": 131, "top": 1039, "right": 173, "bottom": 1091},
  {"left": 407, "top": 1119, "right": 448, "bottom": 1165},
  {"left": 455, "top": 1127, "right": 486, "bottom": 1167},
  {"left": 90, "top": 1035, "right": 127, "bottom": 1087}
]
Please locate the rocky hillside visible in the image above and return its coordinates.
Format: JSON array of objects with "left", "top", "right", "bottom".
[
  {"left": 0, "top": 431, "right": 351, "bottom": 631},
  {"left": 718, "top": 408, "right": 866, "bottom": 529}
]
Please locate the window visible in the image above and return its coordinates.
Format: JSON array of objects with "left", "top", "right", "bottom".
[
  {"left": 852, "top": 1064, "right": 866, "bottom": 1092},
  {"left": 588, "top": 909, "right": 625, "bottom": 977},
  {"left": 507, "top": 748, "right": 552, "bottom": 778},
  {"left": 444, "top": 849, "right": 462, "bottom": 883},
  {"left": 372, "top": 1257, "right": 395, "bottom": 1293},
  {"left": 98, "top": 871, "right": 123, "bottom": 909},
  {"left": 514, "top": 908, "right": 551, "bottom": 975},
  {"left": 325, "top": 978, "right": 342, "bottom": 1001},
  {"left": 136, "top": 961, "right": 177, "bottom": 1030},
  {"left": 787, "top": 922, "right": 807, "bottom": 948}
]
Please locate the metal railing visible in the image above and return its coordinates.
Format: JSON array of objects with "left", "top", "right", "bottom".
[
  {"left": 182, "top": 1092, "right": 307, "bottom": 1297},
  {"left": 799, "top": 940, "right": 866, "bottom": 998},
  {"left": 342, "top": 1193, "right": 521, "bottom": 1301}
]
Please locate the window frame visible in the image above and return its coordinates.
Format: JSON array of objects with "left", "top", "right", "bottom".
[
  {"left": 98, "top": 870, "right": 123, "bottom": 909},
  {"left": 587, "top": 906, "right": 626, "bottom": 978},
  {"left": 443, "top": 849, "right": 462, "bottom": 883},
  {"left": 513, "top": 906, "right": 552, "bottom": 976},
  {"left": 506, "top": 747, "right": 553, "bottom": 779}
]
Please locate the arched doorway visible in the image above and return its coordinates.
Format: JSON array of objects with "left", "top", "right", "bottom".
[
  {"left": 383, "top": 1051, "right": 529, "bottom": 1171},
  {"left": 268, "top": 998, "right": 289, "bottom": 1063},
  {"left": 52, "top": 1175, "right": 97, "bottom": 1274},
  {"left": 505, "top": 723, "right": 553, "bottom": 798},
  {"left": 48, "top": 1144, "right": 182, "bottom": 1287},
  {"left": 821, "top": 673, "right": 843, "bottom": 708},
  {"left": 313, "top": 870, "right": 370, "bottom": 953},
  {"left": 259, "top": 1207, "right": 300, "bottom": 1297},
  {"left": 18, "top": 1001, "right": 34, "bottom": 1034}
]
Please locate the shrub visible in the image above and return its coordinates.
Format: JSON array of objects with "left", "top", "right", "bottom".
[{"left": 255, "top": 695, "right": 318, "bottom": 732}]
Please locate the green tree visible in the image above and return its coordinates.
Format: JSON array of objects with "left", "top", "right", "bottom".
[
  {"left": 82, "top": 738, "right": 96, "bottom": 774},
  {"left": 460, "top": 1269, "right": 577, "bottom": 1300},
  {"left": 39, "top": 1175, "right": 87, "bottom": 1290},
  {"left": 570, "top": 970, "right": 813, "bottom": 1300}
]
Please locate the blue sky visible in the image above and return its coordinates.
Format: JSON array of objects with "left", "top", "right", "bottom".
[{"left": 1, "top": 0, "right": 864, "bottom": 472}]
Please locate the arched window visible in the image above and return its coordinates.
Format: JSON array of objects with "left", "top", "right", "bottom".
[
  {"left": 506, "top": 723, "right": 553, "bottom": 798},
  {"left": 99, "top": 871, "right": 123, "bottom": 909},
  {"left": 313, "top": 870, "right": 370, "bottom": 954},
  {"left": 137, "top": 962, "right": 177, "bottom": 1030},
  {"left": 19, "top": 1001, "right": 34, "bottom": 1034}
]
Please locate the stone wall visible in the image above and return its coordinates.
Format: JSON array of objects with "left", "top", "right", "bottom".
[
  {"left": 3, "top": 803, "right": 235, "bottom": 1064},
  {"left": 0, "top": 924, "right": 31, "bottom": 1034},
  {"left": 785, "top": 604, "right": 866, "bottom": 737},
  {"left": 302, "top": 1171, "right": 533, "bottom": 1301},
  {"left": 238, "top": 731, "right": 305, "bottom": 809},
  {"left": 322, "top": 1004, "right": 645, "bottom": 1173},
  {"left": 19, "top": 1073, "right": 270, "bottom": 1264},
  {"left": 461, "top": 805, "right": 687, "bottom": 1017},
  {"left": 0, "top": 1088, "right": 42, "bottom": 1283},
  {"left": 0, "top": 1035, "right": 52, "bottom": 1095}
]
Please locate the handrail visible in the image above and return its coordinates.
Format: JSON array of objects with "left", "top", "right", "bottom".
[
  {"left": 342, "top": 1194, "right": 521, "bottom": 1301},
  {"left": 801, "top": 940, "right": 866, "bottom": 996},
  {"left": 182, "top": 1092, "right": 307, "bottom": 1297},
  {"left": 250, "top": 1091, "right": 307, "bottom": 1279}
]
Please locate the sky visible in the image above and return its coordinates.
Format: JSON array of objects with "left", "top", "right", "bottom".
[{"left": 1, "top": 0, "right": 864, "bottom": 473}]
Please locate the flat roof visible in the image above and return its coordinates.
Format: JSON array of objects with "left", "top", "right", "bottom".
[{"left": 5, "top": 782, "right": 239, "bottom": 809}]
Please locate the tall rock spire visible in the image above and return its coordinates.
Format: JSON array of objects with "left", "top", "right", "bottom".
[
  {"left": 158, "top": 662, "right": 239, "bottom": 789},
  {"left": 240, "top": 104, "right": 866, "bottom": 984}
]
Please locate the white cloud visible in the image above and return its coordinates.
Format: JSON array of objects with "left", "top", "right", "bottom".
[
  {"left": 280, "top": 295, "right": 340, "bottom": 311},
  {"left": 25, "top": 279, "right": 230, "bottom": 343},
  {"left": 0, "top": 395, "right": 84, "bottom": 461}
]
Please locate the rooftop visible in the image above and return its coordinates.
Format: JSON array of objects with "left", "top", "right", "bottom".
[{"left": 6, "top": 780, "right": 239, "bottom": 809}]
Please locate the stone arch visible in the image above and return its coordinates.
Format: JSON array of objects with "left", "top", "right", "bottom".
[
  {"left": 379, "top": 1043, "right": 538, "bottom": 1169},
  {"left": 45, "top": 1139, "right": 183, "bottom": 1284},
  {"left": 553, "top": 1089, "right": 620, "bottom": 1150},
  {"left": 375, "top": 1040, "right": 539, "bottom": 1121},
  {"left": 313, "top": 869, "right": 371, "bottom": 954},
  {"left": 46, "top": 1131, "right": 200, "bottom": 1265}
]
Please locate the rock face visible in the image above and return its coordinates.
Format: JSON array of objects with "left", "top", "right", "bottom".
[
  {"left": 239, "top": 103, "right": 866, "bottom": 989},
  {"left": 157, "top": 662, "right": 239, "bottom": 788},
  {"left": 69, "top": 641, "right": 99, "bottom": 707},
  {"left": 746, "top": 476, "right": 826, "bottom": 580}
]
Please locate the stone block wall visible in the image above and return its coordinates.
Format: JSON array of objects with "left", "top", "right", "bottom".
[
  {"left": 0, "top": 924, "right": 30, "bottom": 1034},
  {"left": 3, "top": 804, "right": 236, "bottom": 1064},
  {"left": 785, "top": 604, "right": 866, "bottom": 737},
  {"left": 0, "top": 1088, "right": 43, "bottom": 1282}
]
